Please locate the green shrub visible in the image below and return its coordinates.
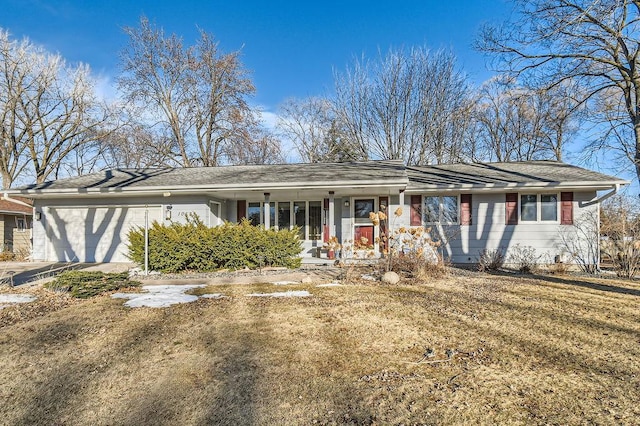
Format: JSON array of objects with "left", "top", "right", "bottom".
[
  {"left": 127, "top": 216, "right": 303, "bottom": 273},
  {"left": 45, "top": 271, "right": 140, "bottom": 298}
]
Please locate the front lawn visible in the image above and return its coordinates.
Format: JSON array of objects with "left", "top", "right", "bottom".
[{"left": 0, "top": 271, "right": 638, "bottom": 425}]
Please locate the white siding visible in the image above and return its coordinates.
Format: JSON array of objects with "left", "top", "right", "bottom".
[
  {"left": 164, "top": 201, "right": 210, "bottom": 226},
  {"left": 43, "top": 206, "right": 162, "bottom": 262},
  {"left": 32, "top": 196, "right": 227, "bottom": 262},
  {"left": 397, "top": 191, "right": 599, "bottom": 265}
]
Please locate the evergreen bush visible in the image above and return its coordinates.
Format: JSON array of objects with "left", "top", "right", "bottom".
[
  {"left": 127, "top": 216, "right": 303, "bottom": 273},
  {"left": 45, "top": 271, "right": 139, "bottom": 298}
]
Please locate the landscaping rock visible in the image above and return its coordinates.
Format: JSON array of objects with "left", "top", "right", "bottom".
[
  {"left": 301, "top": 276, "right": 313, "bottom": 284},
  {"left": 382, "top": 271, "right": 400, "bottom": 284}
]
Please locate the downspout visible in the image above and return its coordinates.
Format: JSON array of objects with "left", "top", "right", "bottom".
[{"left": 579, "top": 183, "right": 621, "bottom": 207}]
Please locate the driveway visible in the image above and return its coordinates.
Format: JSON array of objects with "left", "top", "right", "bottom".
[{"left": 0, "top": 262, "right": 134, "bottom": 287}]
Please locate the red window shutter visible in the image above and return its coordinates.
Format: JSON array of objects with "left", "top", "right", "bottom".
[
  {"left": 410, "top": 195, "right": 422, "bottom": 226},
  {"left": 505, "top": 193, "right": 518, "bottom": 225},
  {"left": 460, "top": 194, "right": 472, "bottom": 225},
  {"left": 561, "top": 192, "right": 573, "bottom": 225},
  {"left": 237, "top": 200, "right": 246, "bottom": 223}
]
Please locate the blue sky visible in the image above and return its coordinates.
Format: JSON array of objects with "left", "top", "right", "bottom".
[
  {"left": 1, "top": 0, "right": 511, "bottom": 109},
  {"left": 3, "top": 0, "right": 634, "bottom": 192}
]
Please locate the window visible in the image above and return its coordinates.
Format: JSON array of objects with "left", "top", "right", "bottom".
[
  {"left": 541, "top": 194, "right": 557, "bottom": 221},
  {"left": 270, "top": 204, "right": 276, "bottom": 226},
  {"left": 16, "top": 217, "right": 26, "bottom": 232},
  {"left": 354, "top": 199, "right": 375, "bottom": 223},
  {"left": 294, "top": 201, "right": 306, "bottom": 240},
  {"left": 520, "top": 195, "right": 537, "bottom": 221},
  {"left": 424, "top": 196, "right": 440, "bottom": 223},
  {"left": 308, "top": 201, "right": 322, "bottom": 240},
  {"left": 518, "top": 194, "right": 559, "bottom": 223},
  {"left": 423, "top": 196, "right": 458, "bottom": 224},
  {"left": 247, "top": 200, "right": 322, "bottom": 240},
  {"left": 442, "top": 196, "right": 458, "bottom": 223},
  {"left": 278, "top": 202, "right": 291, "bottom": 230},
  {"left": 247, "top": 202, "right": 261, "bottom": 226}
]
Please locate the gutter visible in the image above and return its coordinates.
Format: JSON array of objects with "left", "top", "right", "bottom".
[
  {"left": 2, "top": 192, "right": 33, "bottom": 209},
  {"left": 580, "top": 183, "right": 621, "bottom": 207},
  {"left": 7, "top": 181, "right": 410, "bottom": 199},
  {"left": 404, "top": 179, "right": 629, "bottom": 193}
]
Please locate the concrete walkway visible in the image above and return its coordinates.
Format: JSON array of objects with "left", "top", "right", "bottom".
[{"left": 139, "top": 269, "right": 341, "bottom": 286}]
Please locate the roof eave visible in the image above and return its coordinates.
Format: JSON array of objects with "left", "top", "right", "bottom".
[
  {"left": 406, "top": 180, "right": 630, "bottom": 193},
  {"left": 9, "top": 179, "right": 409, "bottom": 199}
]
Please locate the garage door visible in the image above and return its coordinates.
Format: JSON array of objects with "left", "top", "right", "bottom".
[{"left": 46, "top": 206, "right": 162, "bottom": 262}]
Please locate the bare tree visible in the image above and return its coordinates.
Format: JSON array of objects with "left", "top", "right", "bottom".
[
  {"left": 537, "top": 82, "right": 583, "bottom": 161},
  {"left": 100, "top": 122, "right": 177, "bottom": 169},
  {"left": 118, "top": 17, "right": 256, "bottom": 167},
  {"left": 600, "top": 194, "right": 640, "bottom": 278},
  {"left": 332, "top": 46, "right": 475, "bottom": 165},
  {"left": 224, "top": 124, "right": 283, "bottom": 165},
  {"left": 0, "top": 29, "right": 113, "bottom": 187},
  {"left": 277, "top": 97, "right": 336, "bottom": 162},
  {"left": 558, "top": 208, "right": 600, "bottom": 274},
  {"left": 413, "top": 50, "right": 477, "bottom": 164},
  {"left": 475, "top": 76, "right": 548, "bottom": 161},
  {"left": 474, "top": 76, "right": 580, "bottom": 161},
  {"left": 332, "top": 59, "right": 371, "bottom": 162},
  {"left": 478, "top": 0, "right": 640, "bottom": 183}
]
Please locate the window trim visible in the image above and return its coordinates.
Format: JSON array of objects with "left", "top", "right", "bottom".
[
  {"left": 518, "top": 192, "right": 560, "bottom": 224},
  {"left": 15, "top": 216, "right": 26, "bottom": 232},
  {"left": 422, "top": 195, "right": 460, "bottom": 225},
  {"left": 353, "top": 198, "right": 376, "bottom": 224}
]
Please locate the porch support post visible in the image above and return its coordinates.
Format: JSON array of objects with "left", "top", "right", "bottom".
[
  {"left": 328, "top": 191, "right": 335, "bottom": 240},
  {"left": 399, "top": 189, "right": 405, "bottom": 209},
  {"left": 264, "top": 192, "right": 271, "bottom": 230}
]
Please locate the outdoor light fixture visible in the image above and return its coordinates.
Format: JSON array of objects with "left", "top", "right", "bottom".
[
  {"left": 344, "top": 200, "right": 350, "bottom": 207},
  {"left": 165, "top": 205, "right": 172, "bottom": 220},
  {"left": 34, "top": 211, "right": 41, "bottom": 221}
]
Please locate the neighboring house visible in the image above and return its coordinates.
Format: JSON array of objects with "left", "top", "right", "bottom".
[
  {"left": 5, "top": 160, "right": 628, "bottom": 265},
  {"left": 0, "top": 196, "right": 33, "bottom": 255}
]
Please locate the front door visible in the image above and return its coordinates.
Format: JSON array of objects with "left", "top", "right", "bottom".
[{"left": 353, "top": 198, "right": 377, "bottom": 251}]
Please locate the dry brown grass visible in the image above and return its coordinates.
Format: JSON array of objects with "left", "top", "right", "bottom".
[{"left": 1, "top": 271, "right": 639, "bottom": 425}]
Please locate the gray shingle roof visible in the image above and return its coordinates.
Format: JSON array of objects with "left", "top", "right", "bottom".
[
  {"left": 11, "top": 159, "right": 626, "bottom": 196},
  {"left": 407, "top": 161, "right": 627, "bottom": 190},
  {"left": 20, "top": 160, "right": 407, "bottom": 192}
]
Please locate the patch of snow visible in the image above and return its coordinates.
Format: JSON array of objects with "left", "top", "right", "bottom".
[
  {"left": 271, "top": 280, "right": 298, "bottom": 285},
  {"left": 201, "top": 293, "right": 225, "bottom": 299},
  {"left": 316, "top": 282, "right": 342, "bottom": 287},
  {"left": 0, "top": 294, "right": 37, "bottom": 304},
  {"left": 142, "top": 284, "right": 207, "bottom": 293},
  {"left": 124, "top": 294, "right": 199, "bottom": 308},
  {"left": 361, "top": 274, "right": 378, "bottom": 281},
  {"left": 247, "top": 290, "right": 311, "bottom": 298},
  {"left": 111, "top": 284, "right": 206, "bottom": 308}
]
